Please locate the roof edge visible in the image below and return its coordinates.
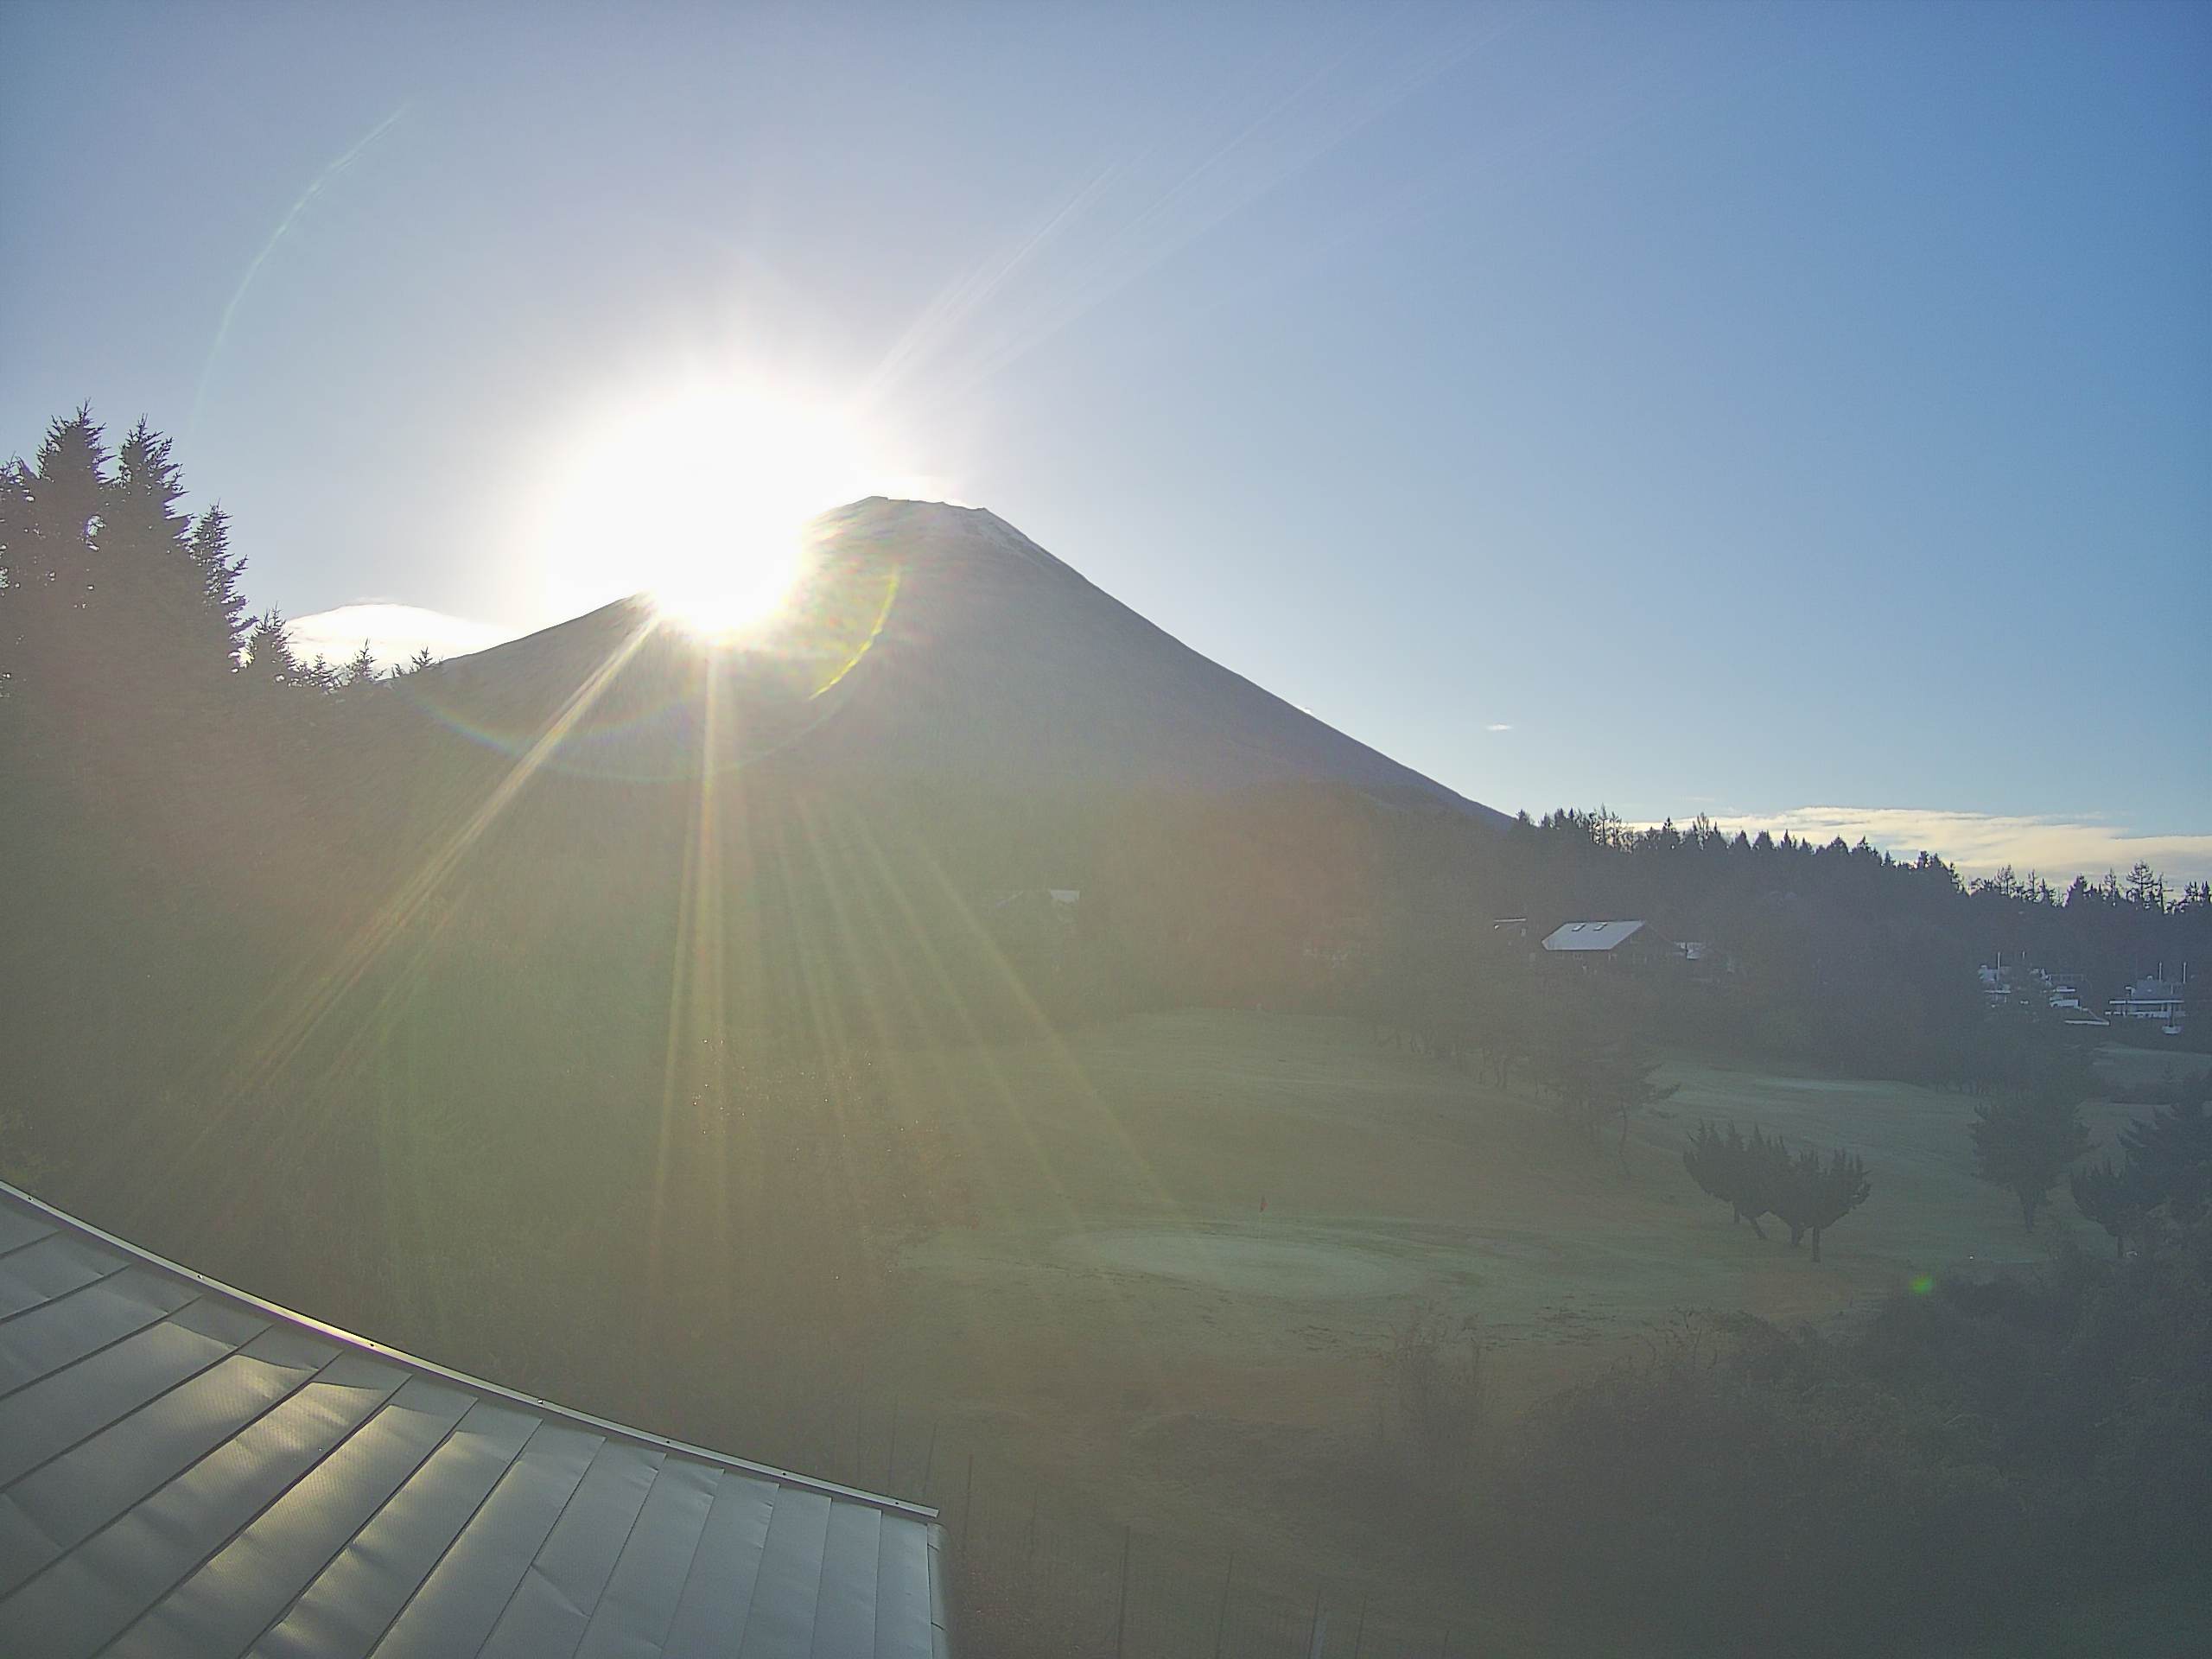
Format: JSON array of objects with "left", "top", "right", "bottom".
[{"left": 0, "top": 1177, "right": 938, "bottom": 1524}]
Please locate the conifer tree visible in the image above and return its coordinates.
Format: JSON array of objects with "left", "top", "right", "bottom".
[
  {"left": 186, "top": 506, "right": 249, "bottom": 665},
  {"left": 242, "top": 609, "right": 300, "bottom": 691},
  {"left": 2069, "top": 1157, "right": 2146, "bottom": 1257},
  {"left": 2118, "top": 1096, "right": 2212, "bottom": 1221},
  {"left": 105, "top": 419, "right": 188, "bottom": 550},
  {"left": 99, "top": 418, "right": 211, "bottom": 709},
  {"left": 0, "top": 460, "right": 30, "bottom": 701},
  {"left": 1972, "top": 1090, "right": 2094, "bottom": 1230},
  {"left": 1, "top": 410, "right": 106, "bottom": 626},
  {"left": 0, "top": 411, "right": 109, "bottom": 716}
]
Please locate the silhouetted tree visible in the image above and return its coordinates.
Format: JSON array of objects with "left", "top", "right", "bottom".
[
  {"left": 1972, "top": 1091, "right": 2094, "bottom": 1230},
  {"left": 99, "top": 418, "right": 218, "bottom": 710},
  {"left": 1737, "top": 1126, "right": 1792, "bottom": 1236},
  {"left": 186, "top": 505, "right": 249, "bottom": 664},
  {"left": 242, "top": 609, "right": 300, "bottom": 691},
  {"left": 1685, "top": 1121, "right": 1755, "bottom": 1230},
  {"left": 1768, "top": 1146, "right": 1871, "bottom": 1261},
  {"left": 4, "top": 414, "right": 250, "bottom": 709},
  {"left": 0, "top": 410, "right": 107, "bottom": 691},
  {"left": 2118, "top": 1096, "right": 2212, "bottom": 1221},
  {"left": 1533, "top": 1025, "right": 1611, "bottom": 1146},
  {"left": 1598, "top": 1040, "right": 1678, "bottom": 1173},
  {"left": 103, "top": 419, "right": 188, "bottom": 554},
  {"left": 2069, "top": 1157, "right": 2145, "bottom": 1257},
  {"left": 1682, "top": 1122, "right": 1791, "bottom": 1238}
]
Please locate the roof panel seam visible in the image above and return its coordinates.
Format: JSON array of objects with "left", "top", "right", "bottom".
[
  {"left": 0, "top": 1224, "right": 60, "bottom": 1264},
  {"left": 241, "top": 1389, "right": 484, "bottom": 1656},
  {"left": 659, "top": 1462, "right": 760, "bottom": 1652},
  {"left": 0, "top": 1299, "right": 261, "bottom": 1491},
  {"left": 0, "top": 1283, "right": 205, "bottom": 1402},
  {"left": 50, "top": 1345, "right": 400, "bottom": 1645},
  {"left": 473, "top": 1432, "right": 634, "bottom": 1653},
  {"left": 0, "top": 1249, "right": 132, "bottom": 1325},
  {"left": 356, "top": 1414, "right": 557, "bottom": 1659},
  {"left": 602, "top": 1459, "right": 728, "bottom": 1659}
]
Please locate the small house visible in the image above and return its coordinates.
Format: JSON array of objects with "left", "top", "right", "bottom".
[{"left": 1540, "top": 919, "right": 1666, "bottom": 971}]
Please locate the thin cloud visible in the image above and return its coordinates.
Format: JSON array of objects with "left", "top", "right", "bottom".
[
  {"left": 1485, "top": 722, "right": 1513, "bottom": 733},
  {"left": 287, "top": 602, "right": 518, "bottom": 670},
  {"left": 1693, "top": 806, "right": 2212, "bottom": 885},
  {"left": 190, "top": 104, "right": 407, "bottom": 438}
]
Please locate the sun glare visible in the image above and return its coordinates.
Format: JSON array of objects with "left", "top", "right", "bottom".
[{"left": 532, "top": 379, "right": 887, "bottom": 639}]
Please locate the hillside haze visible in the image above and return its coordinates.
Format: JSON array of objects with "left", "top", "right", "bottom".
[{"left": 423, "top": 499, "right": 1507, "bottom": 817}]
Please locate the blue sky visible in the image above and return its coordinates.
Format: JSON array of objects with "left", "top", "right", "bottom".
[{"left": 5, "top": 2, "right": 2207, "bottom": 879}]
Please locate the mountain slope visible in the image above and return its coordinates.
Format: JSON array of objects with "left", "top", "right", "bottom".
[{"left": 424, "top": 498, "right": 1507, "bottom": 823}]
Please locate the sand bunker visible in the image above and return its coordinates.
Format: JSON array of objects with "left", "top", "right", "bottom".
[{"left": 1062, "top": 1230, "right": 1424, "bottom": 1298}]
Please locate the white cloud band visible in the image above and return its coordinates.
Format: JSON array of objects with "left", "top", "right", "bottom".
[{"left": 286, "top": 603, "right": 518, "bottom": 670}]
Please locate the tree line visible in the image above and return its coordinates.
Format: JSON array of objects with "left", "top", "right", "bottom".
[
  {"left": 1346, "top": 804, "right": 2203, "bottom": 1108},
  {"left": 2, "top": 408, "right": 435, "bottom": 709}
]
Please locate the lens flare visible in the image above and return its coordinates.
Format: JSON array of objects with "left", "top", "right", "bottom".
[{"left": 529, "top": 378, "right": 886, "bottom": 637}]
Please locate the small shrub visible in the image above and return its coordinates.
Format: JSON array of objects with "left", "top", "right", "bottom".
[{"left": 1380, "top": 1301, "right": 1487, "bottom": 1489}]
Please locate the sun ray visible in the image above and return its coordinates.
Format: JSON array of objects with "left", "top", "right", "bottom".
[
  {"left": 819, "top": 810, "right": 1141, "bottom": 1259},
  {"left": 200, "top": 612, "right": 660, "bottom": 1141},
  {"left": 647, "top": 656, "right": 728, "bottom": 1297},
  {"left": 887, "top": 826, "right": 1184, "bottom": 1216}
]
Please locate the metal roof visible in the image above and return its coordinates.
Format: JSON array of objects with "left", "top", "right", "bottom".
[
  {"left": 0, "top": 1180, "right": 950, "bottom": 1659},
  {"left": 1540, "top": 919, "right": 1649, "bottom": 952}
]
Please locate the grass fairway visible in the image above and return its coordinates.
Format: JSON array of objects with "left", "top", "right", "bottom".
[{"left": 856, "top": 1009, "right": 2149, "bottom": 1635}]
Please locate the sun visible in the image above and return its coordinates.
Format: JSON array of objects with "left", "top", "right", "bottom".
[{"left": 531, "top": 378, "right": 886, "bottom": 639}]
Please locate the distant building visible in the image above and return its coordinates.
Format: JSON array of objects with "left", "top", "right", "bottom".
[
  {"left": 1541, "top": 919, "right": 1669, "bottom": 970},
  {"left": 2109, "top": 975, "right": 2187, "bottom": 1027},
  {"left": 2043, "top": 969, "right": 2089, "bottom": 1012},
  {"left": 1978, "top": 959, "right": 2090, "bottom": 1015},
  {"left": 1541, "top": 918, "right": 1646, "bottom": 953},
  {"left": 0, "top": 1179, "right": 954, "bottom": 1658},
  {"left": 2035, "top": 965, "right": 2110, "bottom": 1025}
]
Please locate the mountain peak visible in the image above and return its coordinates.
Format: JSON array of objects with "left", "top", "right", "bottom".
[
  {"left": 812, "top": 496, "right": 1084, "bottom": 583},
  {"left": 430, "top": 505, "right": 1503, "bottom": 822}
]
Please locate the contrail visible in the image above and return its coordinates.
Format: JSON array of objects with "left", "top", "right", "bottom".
[
  {"left": 892, "top": 6, "right": 1521, "bottom": 422},
  {"left": 188, "top": 103, "right": 409, "bottom": 439},
  {"left": 854, "top": 158, "right": 1124, "bottom": 416}
]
